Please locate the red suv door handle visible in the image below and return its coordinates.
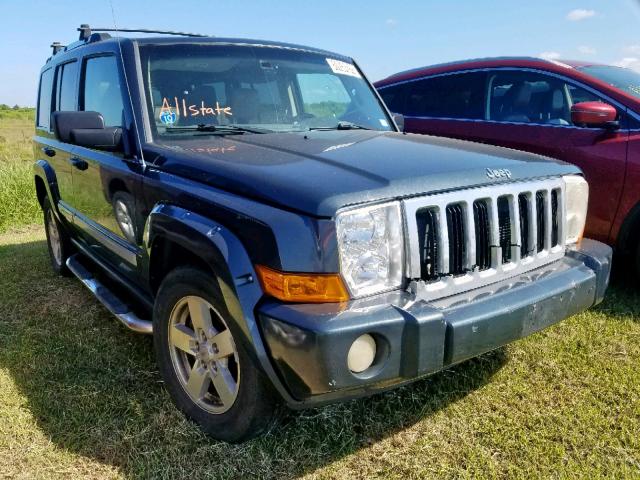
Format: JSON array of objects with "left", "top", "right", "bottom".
[{"left": 69, "top": 157, "right": 88, "bottom": 171}]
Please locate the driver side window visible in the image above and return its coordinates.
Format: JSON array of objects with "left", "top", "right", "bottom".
[
  {"left": 82, "top": 55, "right": 125, "bottom": 127},
  {"left": 488, "top": 70, "right": 602, "bottom": 127}
]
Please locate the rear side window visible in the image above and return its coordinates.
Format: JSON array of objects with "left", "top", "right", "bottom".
[
  {"left": 55, "top": 61, "right": 78, "bottom": 111},
  {"left": 82, "top": 55, "right": 124, "bottom": 127},
  {"left": 567, "top": 85, "right": 601, "bottom": 105},
  {"left": 403, "top": 72, "right": 487, "bottom": 119},
  {"left": 378, "top": 84, "right": 407, "bottom": 113},
  {"left": 37, "top": 68, "right": 54, "bottom": 129}
]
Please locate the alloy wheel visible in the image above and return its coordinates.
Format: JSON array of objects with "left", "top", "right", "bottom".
[
  {"left": 167, "top": 295, "right": 240, "bottom": 414},
  {"left": 47, "top": 209, "right": 63, "bottom": 266}
]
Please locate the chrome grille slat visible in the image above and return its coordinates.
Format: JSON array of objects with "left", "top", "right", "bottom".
[
  {"left": 529, "top": 191, "right": 538, "bottom": 256},
  {"left": 464, "top": 202, "right": 476, "bottom": 271},
  {"left": 405, "top": 178, "right": 566, "bottom": 301},
  {"left": 488, "top": 197, "right": 501, "bottom": 267},
  {"left": 544, "top": 189, "right": 553, "bottom": 251},
  {"left": 437, "top": 207, "right": 449, "bottom": 275},
  {"left": 511, "top": 194, "right": 522, "bottom": 264}
]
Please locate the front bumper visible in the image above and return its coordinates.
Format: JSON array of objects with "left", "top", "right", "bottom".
[{"left": 258, "top": 239, "right": 612, "bottom": 407}]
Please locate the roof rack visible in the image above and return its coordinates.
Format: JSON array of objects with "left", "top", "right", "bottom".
[
  {"left": 77, "top": 24, "right": 208, "bottom": 40},
  {"left": 50, "top": 42, "right": 65, "bottom": 55}
]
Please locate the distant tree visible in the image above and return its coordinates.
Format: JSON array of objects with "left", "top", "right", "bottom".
[
  {"left": 0, "top": 104, "right": 9, "bottom": 110},
  {"left": 12, "top": 104, "right": 20, "bottom": 110}
]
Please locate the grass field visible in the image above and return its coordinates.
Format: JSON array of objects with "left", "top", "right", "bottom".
[
  {"left": 0, "top": 114, "right": 639, "bottom": 479},
  {"left": 0, "top": 108, "right": 40, "bottom": 233}
]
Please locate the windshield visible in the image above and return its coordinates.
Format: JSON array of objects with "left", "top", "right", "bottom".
[
  {"left": 138, "top": 43, "right": 393, "bottom": 138},
  {"left": 579, "top": 65, "right": 640, "bottom": 99}
]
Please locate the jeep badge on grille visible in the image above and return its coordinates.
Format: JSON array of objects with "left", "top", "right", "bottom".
[{"left": 486, "top": 168, "right": 512, "bottom": 180}]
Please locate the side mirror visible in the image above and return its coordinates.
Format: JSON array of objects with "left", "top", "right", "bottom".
[
  {"left": 392, "top": 113, "right": 405, "bottom": 132},
  {"left": 51, "top": 111, "right": 123, "bottom": 151},
  {"left": 571, "top": 102, "right": 619, "bottom": 129}
]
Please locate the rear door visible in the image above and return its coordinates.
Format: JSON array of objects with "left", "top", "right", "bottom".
[{"left": 34, "top": 65, "right": 75, "bottom": 219}]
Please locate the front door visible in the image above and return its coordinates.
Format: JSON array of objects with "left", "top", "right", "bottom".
[{"left": 68, "top": 53, "right": 144, "bottom": 276}]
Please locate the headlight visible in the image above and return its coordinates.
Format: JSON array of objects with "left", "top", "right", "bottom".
[
  {"left": 335, "top": 202, "right": 404, "bottom": 298},
  {"left": 563, "top": 175, "right": 589, "bottom": 245}
]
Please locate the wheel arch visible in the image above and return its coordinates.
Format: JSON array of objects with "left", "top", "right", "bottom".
[
  {"left": 145, "top": 203, "right": 295, "bottom": 404},
  {"left": 33, "top": 160, "right": 60, "bottom": 209}
]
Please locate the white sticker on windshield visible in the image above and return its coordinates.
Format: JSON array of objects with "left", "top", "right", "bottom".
[
  {"left": 379, "top": 119, "right": 389, "bottom": 127},
  {"left": 326, "top": 58, "right": 362, "bottom": 78}
]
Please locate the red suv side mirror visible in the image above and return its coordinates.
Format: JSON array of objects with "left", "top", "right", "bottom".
[{"left": 571, "top": 101, "right": 618, "bottom": 129}]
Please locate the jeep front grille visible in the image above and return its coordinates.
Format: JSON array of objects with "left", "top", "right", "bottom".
[{"left": 405, "top": 178, "right": 565, "bottom": 301}]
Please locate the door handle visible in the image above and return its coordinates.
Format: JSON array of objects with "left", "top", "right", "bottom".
[
  {"left": 41, "top": 147, "right": 56, "bottom": 157},
  {"left": 69, "top": 157, "right": 88, "bottom": 171}
]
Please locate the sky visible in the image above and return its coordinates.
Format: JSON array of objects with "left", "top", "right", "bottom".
[{"left": 2, "top": 0, "right": 640, "bottom": 107}]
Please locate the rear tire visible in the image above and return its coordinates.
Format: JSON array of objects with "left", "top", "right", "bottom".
[
  {"left": 43, "top": 197, "right": 72, "bottom": 277},
  {"left": 111, "top": 191, "right": 139, "bottom": 244},
  {"left": 153, "top": 267, "right": 278, "bottom": 442}
]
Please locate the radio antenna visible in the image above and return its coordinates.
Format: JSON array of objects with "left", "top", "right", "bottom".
[{"left": 108, "top": 0, "right": 147, "bottom": 169}]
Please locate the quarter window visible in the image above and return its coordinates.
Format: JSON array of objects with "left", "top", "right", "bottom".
[
  {"left": 401, "top": 72, "right": 487, "bottom": 119},
  {"left": 82, "top": 55, "right": 124, "bottom": 127},
  {"left": 37, "top": 68, "right": 54, "bottom": 129},
  {"left": 567, "top": 85, "right": 601, "bottom": 105}
]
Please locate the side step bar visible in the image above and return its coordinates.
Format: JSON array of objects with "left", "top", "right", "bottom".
[{"left": 66, "top": 254, "right": 153, "bottom": 334}]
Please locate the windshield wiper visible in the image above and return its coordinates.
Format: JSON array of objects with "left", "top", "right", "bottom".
[
  {"left": 308, "top": 121, "right": 372, "bottom": 131},
  {"left": 164, "top": 124, "right": 270, "bottom": 134}
]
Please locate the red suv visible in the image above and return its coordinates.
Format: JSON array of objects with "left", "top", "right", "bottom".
[{"left": 375, "top": 57, "right": 640, "bottom": 277}]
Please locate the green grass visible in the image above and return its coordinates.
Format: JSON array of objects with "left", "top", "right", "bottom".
[
  {"left": 0, "top": 226, "right": 639, "bottom": 479},
  {"left": 0, "top": 110, "right": 41, "bottom": 233}
]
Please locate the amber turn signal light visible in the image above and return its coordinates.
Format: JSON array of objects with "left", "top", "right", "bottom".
[{"left": 255, "top": 265, "right": 350, "bottom": 303}]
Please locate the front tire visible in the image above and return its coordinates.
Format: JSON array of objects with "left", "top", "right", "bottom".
[
  {"left": 43, "top": 197, "right": 72, "bottom": 276},
  {"left": 153, "top": 267, "right": 278, "bottom": 442}
]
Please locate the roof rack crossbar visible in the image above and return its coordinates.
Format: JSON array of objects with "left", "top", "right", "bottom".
[{"left": 87, "top": 27, "right": 209, "bottom": 38}]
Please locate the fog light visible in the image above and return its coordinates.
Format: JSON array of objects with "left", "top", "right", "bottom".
[{"left": 347, "top": 334, "right": 377, "bottom": 373}]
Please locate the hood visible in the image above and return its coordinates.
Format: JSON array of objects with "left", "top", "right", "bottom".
[{"left": 146, "top": 130, "right": 580, "bottom": 217}]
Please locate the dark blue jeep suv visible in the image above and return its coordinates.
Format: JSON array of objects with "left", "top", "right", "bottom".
[{"left": 33, "top": 25, "right": 612, "bottom": 442}]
